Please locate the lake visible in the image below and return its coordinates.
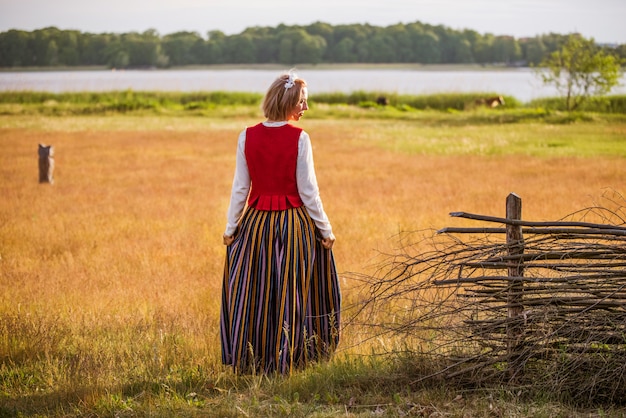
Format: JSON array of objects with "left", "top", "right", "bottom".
[{"left": 1, "top": 68, "right": 625, "bottom": 103}]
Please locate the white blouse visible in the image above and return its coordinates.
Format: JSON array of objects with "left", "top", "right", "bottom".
[{"left": 225, "top": 121, "right": 334, "bottom": 239}]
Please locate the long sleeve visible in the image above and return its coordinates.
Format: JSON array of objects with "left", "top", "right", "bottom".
[
  {"left": 224, "top": 129, "right": 250, "bottom": 236},
  {"left": 296, "top": 131, "right": 334, "bottom": 239}
]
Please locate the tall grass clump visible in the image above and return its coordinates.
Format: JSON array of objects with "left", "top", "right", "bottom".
[
  {"left": 0, "top": 90, "right": 263, "bottom": 115},
  {"left": 312, "top": 91, "right": 522, "bottom": 111},
  {"left": 528, "top": 94, "right": 626, "bottom": 113},
  {"left": 309, "top": 91, "right": 381, "bottom": 106},
  {"left": 0, "top": 90, "right": 263, "bottom": 106},
  {"left": 401, "top": 93, "right": 521, "bottom": 111}
]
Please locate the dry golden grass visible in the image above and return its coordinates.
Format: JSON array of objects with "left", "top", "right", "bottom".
[
  {"left": 1, "top": 115, "right": 625, "bottom": 415},
  {"left": 2, "top": 115, "right": 625, "bottom": 333}
]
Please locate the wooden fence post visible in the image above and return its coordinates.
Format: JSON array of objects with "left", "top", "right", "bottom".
[
  {"left": 38, "top": 144, "right": 54, "bottom": 184},
  {"left": 506, "top": 193, "right": 524, "bottom": 378}
]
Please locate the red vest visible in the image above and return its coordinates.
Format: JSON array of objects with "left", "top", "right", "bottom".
[{"left": 245, "top": 123, "right": 304, "bottom": 211}]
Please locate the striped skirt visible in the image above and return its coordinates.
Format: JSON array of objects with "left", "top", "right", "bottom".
[{"left": 220, "top": 206, "right": 341, "bottom": 374}]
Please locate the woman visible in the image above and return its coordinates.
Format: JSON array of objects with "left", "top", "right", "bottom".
[{"left": 220, "top": 71, "right": 340, "bottom": 374}]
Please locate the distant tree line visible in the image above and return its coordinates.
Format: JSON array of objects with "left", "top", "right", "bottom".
[{"left": 1, "top": 22, "right": 625, "bottom": 68}]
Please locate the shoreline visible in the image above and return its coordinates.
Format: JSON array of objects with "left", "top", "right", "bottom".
[{"left": 0, "top": 63, "right": 533, "bottom": 73}]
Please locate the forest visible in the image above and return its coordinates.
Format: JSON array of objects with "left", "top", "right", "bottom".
[{"left": 1, "top": 21, "right": 625, "bottom": 68}]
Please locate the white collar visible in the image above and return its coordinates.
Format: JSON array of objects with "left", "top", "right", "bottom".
[{"left": 263, "top": 120, "right": 288, "bottom": 127}]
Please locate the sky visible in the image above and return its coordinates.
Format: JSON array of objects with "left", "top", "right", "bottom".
[{"left": 1, "top": 0, "right": 625, "bottom": 44}]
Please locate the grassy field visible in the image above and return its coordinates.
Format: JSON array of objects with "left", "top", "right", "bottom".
[
  {"left": 2, "top": 90, "right": 626, "bottom": 115},
  {"left": 1, "top": 112, "right": 626, "bottom": 416}
]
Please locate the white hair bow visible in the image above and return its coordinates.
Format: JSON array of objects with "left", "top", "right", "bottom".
[{"left": 284, "top": 71, "right": 296, "bottom": 89}]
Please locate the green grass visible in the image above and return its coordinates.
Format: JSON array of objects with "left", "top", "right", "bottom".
[
  {"left": 2, "top": 91, "right": 625, "bottom": 118},
  {"left": 3, "top": 113, "right": 625, "bottom": 158},
  {"left": 312, "top": 91, "right": 524, "bottom": 110},
  {"left": 1, "top": 317, "right": 607, "bottom": 418},
  {"left": 0, "top": 90, "right": 264, "bottom": 117},
  {"left": 351, "top": 120, "right": 626, "bottom": 157}
]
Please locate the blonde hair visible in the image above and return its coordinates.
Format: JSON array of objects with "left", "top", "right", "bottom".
[{"left": 262, "top": 72, "right": 307, "bottom": 121}]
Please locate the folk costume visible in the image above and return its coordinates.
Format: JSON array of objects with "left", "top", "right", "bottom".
[{"left": 221, "top": 121, "right": 340, "bottom": 374}]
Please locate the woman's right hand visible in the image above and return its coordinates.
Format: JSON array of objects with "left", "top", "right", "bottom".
[{"left": 223, "top": 235, "right": 234, "bottom": 246}]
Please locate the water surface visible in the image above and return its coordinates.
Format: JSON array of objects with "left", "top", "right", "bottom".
[{"left": 1, "top": 68, "right": 625, "bottom": 103}]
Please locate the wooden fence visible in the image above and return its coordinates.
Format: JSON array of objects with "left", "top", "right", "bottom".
[
  {"left": 436, "top": 193, "right": 626, "bottom": 384},
  {"left": 356, "top": 191, "right": 626, "bottom": 403}
]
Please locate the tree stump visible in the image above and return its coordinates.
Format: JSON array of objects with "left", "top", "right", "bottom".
[{"left": 38, "top": 144, "right": 54, "bottom": 184}]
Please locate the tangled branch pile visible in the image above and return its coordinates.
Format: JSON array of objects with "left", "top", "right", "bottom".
[{"left": 353, "top": 192, "right": 626, "bottom": 405}]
